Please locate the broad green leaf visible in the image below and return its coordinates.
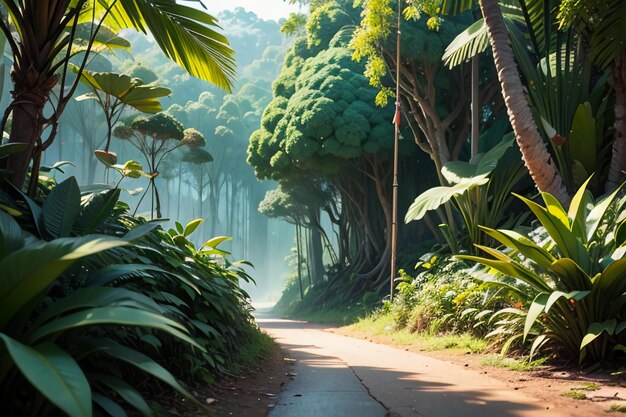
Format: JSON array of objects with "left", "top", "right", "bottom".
[
  {"left": 549, "top": 258, "right": 593, "bottom": 290},
  {"left": 580, "top": 319, "right": 617, "bottom": 349},
  {"left": 86, "top": 264, "right": 168, "bottom": 286},
  {"left": 75, "top": 188, "right": 121, "bottom": 234},
  {"left": 615, "top": 220, "right": 626, "bottom": 247},
  {"left": 593, "top": 257, "right": 626, "bottom": 299},
  {"left": 529, "top": 334, "right": 548, "bottom": 361},
  {"left": 92, "top": 393, "right": 127, "bottom": 417},
  {"left": 0, "top": 236, "right": 128, "bottom": 328},
  {"left": 524, "top": 293, "right": 549, "bottom": 341},
  {"left": 0, "top": 210, "right": 24, "bottom": 259},
  {"left": 0, "top": 335, "right": 91, "bottom": 417},
  {"left": 587, "top": 184, "right": 624, "bottom": 242},
  {"left": 79, "top": 184, "right": 114, "bottom": 194},
  {"left": 616, "top": 322, "right": 626, "bottom": 335},
  {"left": 567, "top": 176, "right": 593, "bottom": 242},
  {"left": 544, "top": 290, "right": 590, "bottom": 313},
  {"left": 43, "top": 177, "right": 81, "bottom": 238},
  {"left": 86, "top": 263, "right": 201, "bottom": 294},
  {"left": 72, "top": 24, "right": 131, "bottom": 52},
  {"left": 569, "top": 103, "right": 596, "bottom": 176},
  {"left": 441, "top": 161, "right": 474, "bottom": 184},
  {"left": 91, "top": 374, "right": 152, "bottom": 417},
  {"left": 515, "top": 193, "right": 588, "bottom": 266},
  {"left": 0, "top": 143, "right": 29, "bottom": 157},
  {"left": 474, "top": 136, "right": 515, "bottom": 175},
  {"left": 201, "top": 236, "right": 233, "bottom": 250},
  {"left": 480, "top": 226, "right": 556, "bottom": 270},
  {"left": 488, "top": 307, "right": 525, "bottom": 324},
  {"left": 541, "top": 192, "right": 569, "bottom": 230},
  {"left": 405, "top": 175, "right": 489, "bottom": 222},
  {"left": 184, "top": 218, "right": 203, "bottom": 237},
  {"left": 78, "top": 71, "right": 171, "bottom": 113},
  {"left": 27, "top": 306, "right": 201, "bottom": 351},
  {"left": 32, "top": 287, "right": 164, "bottom": 328},
  {"left": 123, "top": 221, "right": 165, "bottom": 241},
  {"left": 86, "top": 338, "right": 196, "bottom": 403},
  {"left": 457, "top": 252, "right": 549, "bottom": 292}
]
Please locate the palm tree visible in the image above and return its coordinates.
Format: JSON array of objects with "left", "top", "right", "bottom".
[
  {"left": 0, "top": 0, "right": 235, "bottom": 192},
  {"left": 476, "top": 0, "right": 569, "bottom": 203}
]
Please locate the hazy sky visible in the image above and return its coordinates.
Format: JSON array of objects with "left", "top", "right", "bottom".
[{"left": 203, "top": 0, "right": 302, "bottom": 20}]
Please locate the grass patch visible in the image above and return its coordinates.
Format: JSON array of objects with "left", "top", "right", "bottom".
[
  {"left": 289, "top": 307, "right": 366, "bottom": 325},
  {"left": 480, "top": 354, "right": 548, "bottom": 371},
  {"left": 341, "top": 313, "right": 487, "bottom": 353},
  {"left": 229, "top": 328, "right": 276, "bottom": 374},
  {"left": 609, "top": 404, "right": 626, "bottom": 413},
  {"left": 562, "top": 390, "right": 587, "bottom": 400},
  {"left": 577, "top": 382, "right": 601, "bottom": 391}
]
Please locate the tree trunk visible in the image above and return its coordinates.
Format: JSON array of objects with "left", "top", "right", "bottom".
[
  {"left": 480, "top": 0, "right": 569, "bottom": 204},
  {"left": 5, "top": 103, "right": 43, "bottom": 188},
  {"left": 606, "top": 52, "right": 626, "bottom": 192}
]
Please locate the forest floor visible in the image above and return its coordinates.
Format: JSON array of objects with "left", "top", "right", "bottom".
[{"left": 182, "top": 345, "right": 291, "bottom": 417}]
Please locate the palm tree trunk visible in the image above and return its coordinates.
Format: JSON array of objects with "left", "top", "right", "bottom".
[
  {"left": 606, "top": 52, "right": 626, "bottom": 192},
  {"left": 480, "top": 0, "right": 569, "bottom": 204}
]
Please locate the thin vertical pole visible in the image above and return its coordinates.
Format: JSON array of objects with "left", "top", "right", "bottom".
[
  {"left": 471, "top": 55, "right": 480, "bottom": 158},
  {"left": 390, "top": 0, "right": 402, "bottom": 302}
]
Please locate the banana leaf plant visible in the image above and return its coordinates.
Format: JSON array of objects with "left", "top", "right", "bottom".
[
  {"left": 458, "top": 177, "right": 626, "bottom": 362},
  {"left": 405, "top": 135, "right": 528, "bottom": 254}
]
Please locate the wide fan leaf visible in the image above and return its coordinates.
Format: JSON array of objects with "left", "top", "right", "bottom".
[
  {"left": 0, "top": 335, "right": 92, "bottom": 417},
  {"left": 75, "top": 188, "right": 121, "bottom": 234},
  {"left": 27, "top": 306, "right": 201, "bottom": 350},
  {"left": 0, "top": 210, "right": 24, "bottom": 259},
  {"left": 91, "top": 374, "right": 151, "bottom": 416},
  {"left": 405, "top": 175, "right": 489, "bottom": 222},
  {"left": 85, "top": 338, "right": 196, "bottom": 402},
  {"left": 43, "top": 177, "right": 81, "bottom": 238},
  {"left": 0, "top": 235, "right": 128, "bottom": 328}
]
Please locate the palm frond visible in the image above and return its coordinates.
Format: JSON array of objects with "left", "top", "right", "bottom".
[
  {"left": 440, "top": 0, "right": 475, "bottom": 16},
  {"left": 443, "top": 18, "right": 489, "bottom": 68},
  {"left": 101, "top": 0, "right": 235, "bottom": 92},
  {"left": 590, "top": 0, "right": 626, "bottom": 69}
]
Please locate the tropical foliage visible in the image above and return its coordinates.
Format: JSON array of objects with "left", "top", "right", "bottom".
[
  {"left": 458, "top": 178, "right": 626, "bottom": 362},
  {"left": 0, "top": 175, "right": 261, "bottom": 415}
]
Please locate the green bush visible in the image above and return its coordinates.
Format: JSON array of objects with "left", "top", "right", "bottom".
[
  {"left": 0, "top": 176, "right": 261, "bottom": 416},
  {"left": 386, "top": 254, "right": 495, "bottom": 336},
  {"left": 459, "top": 177, "right": 626, "bottom": 363}
]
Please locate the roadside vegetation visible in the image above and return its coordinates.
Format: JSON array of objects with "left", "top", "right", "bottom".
[
  {"left": 1, "top": 0, "right": 626, "bottom": 415},
  {"left": 0, "top": 3, "right": 286, "bottom": 417},
  {"left": 266, "top": 0, "right": 626, "bottom": 373}
]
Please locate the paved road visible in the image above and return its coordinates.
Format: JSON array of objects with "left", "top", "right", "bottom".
[{"left": 256, "top": 313, "right": 571, "bottom": 417}]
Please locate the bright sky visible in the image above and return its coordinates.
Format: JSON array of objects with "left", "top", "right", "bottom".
[{"left": 202, "top": 0, "right": 302, "bottom": 20}]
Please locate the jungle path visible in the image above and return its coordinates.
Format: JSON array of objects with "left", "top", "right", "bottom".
[{"left": 256, "top": 311, "right": 571, "bottom": 417}]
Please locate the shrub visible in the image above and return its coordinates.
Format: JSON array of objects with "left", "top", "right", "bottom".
[{"left": 459, "top": 178, "right": 626, "bottom": 363}]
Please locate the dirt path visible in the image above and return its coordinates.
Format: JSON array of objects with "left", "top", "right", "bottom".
[{"left": 257, "top": 314, "right": 622, "bottom": 417}]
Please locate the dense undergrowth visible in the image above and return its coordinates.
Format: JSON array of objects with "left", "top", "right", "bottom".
[
  {"left": 278, "top": 179, "right": 626, "bottom": 369},
  {"left": 0, "top": 176, "right": 267, "bottom": 416}
]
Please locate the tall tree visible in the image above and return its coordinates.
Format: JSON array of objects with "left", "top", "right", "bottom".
[{"left": 0, "top": 0, "right": 234, "bottom": 191}]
